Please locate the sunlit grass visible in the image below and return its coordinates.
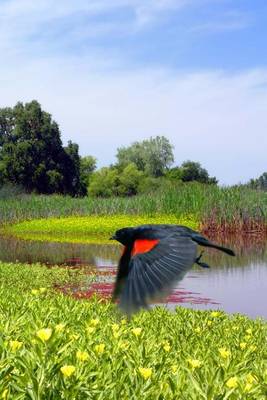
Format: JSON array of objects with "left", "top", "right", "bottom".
[
  {"left": 0, "top": 261, "right": 266, "bottom": 399},
  {"left": 0, "top": 261, "right": 86, "bottom": 292},
  {"left": 3, "top": 214, "right": 199, "bottom": 243}
]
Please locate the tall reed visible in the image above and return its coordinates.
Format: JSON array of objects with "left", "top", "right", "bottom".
[{"left": 0, "top": 183, "right": 266, "bottom": 233}]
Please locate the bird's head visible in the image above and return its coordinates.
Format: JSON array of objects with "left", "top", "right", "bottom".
[{"left": 110, "top": 227, "right": 135, "bottom": 245}]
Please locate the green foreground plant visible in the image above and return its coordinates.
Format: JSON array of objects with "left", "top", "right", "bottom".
[{"left": 0, "top": 261, "right": 266, "bottom": 399}]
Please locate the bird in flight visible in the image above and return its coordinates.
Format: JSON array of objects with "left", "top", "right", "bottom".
[{"left": 110, "top": 224, "right": 235, "bottom": 315}]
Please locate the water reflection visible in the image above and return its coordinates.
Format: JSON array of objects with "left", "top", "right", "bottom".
[
  {"left": 0, "top": 234, "right": 266, "bottom": 318},
  {"left": 0, "top": 235, "right": 120, "bottom": 266}
]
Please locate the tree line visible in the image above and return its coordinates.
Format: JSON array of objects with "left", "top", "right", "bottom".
[{"left": 0, "top": 101, "right": 265, "bottom": 197}]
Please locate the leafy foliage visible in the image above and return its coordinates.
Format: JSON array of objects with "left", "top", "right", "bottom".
[
  {"left": 249, "top": 172, "right": 267, "bottom": 191},
  {"left": 80, "top": 156, "right": 97, "bottom": 189},
  {"left": 0, "top": 101, "right": 85, "bottom": 195},
  {"left": 88, "top": 167, "right": 120, "bottom": 197},
  {"left": 117, "top": 163, "right": 144, "bottom": 196},
  {"left": 168, "top": 161, "right": 218, "bottom": 184},
  {"left": 116, "top": 136, "right": 174, "bottom": 177},
  {"left": 89, "top": 163, "right": 144, "bottom": 197}
]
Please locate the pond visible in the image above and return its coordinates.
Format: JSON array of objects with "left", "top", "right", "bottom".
[{"left": 0, "top": 233, "right": 266, "bottom": 319}]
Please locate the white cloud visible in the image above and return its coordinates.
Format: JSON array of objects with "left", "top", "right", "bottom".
[
  {"left": 1, "top": 0, "right": 232, "bottom": 53},
  {"left": 0, "top": 1, "right": 265, "bottom": 185},
  {"left": 0, "top": 0, "right": 191, "bottom": 57}
]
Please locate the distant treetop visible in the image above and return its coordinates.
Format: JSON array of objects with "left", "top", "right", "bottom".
[{"left": 116, "top": 135, "right": 174, "bottom": 177}]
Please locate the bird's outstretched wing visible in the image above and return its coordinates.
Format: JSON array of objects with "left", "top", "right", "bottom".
[{"left": 119, "top": 234, "right": 197, "bottom": 315}]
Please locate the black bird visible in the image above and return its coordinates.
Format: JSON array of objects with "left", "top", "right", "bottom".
[{"left": 110, "top": 224, "right": 235, "bottom": 315}]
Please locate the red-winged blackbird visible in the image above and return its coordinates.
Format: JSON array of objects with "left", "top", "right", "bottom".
[{"left": 110, "top": 224, "right": 235, "bottom": 315}]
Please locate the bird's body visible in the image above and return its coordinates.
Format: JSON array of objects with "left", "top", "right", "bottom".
[{"left": 111, "top": 224, "right": 235, "bottom": 315}]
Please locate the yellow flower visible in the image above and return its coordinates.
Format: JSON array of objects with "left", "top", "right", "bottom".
[
  {"left": 160, "top": 382, "right": 169, "bottom": 391},
  {"left": 55, "top": 323, "right": 65, "bottom": 332},
  {"left": 195, "top": 327, "right": 201, "bottom": 333},
  {"left": 171, "top": 365, "right": 178, "bottom": 374},
  {"left": 76, "top": 350, "right": 89, "bottom": 361},
  {"left": 113, "top": 331, "right": 120, "bottom": 339},
  {"left": 70, "top": 333, "right": 79, "bottom": 340},
  {"left": 246, "top": 373, "right": 256, "bottom": 384},
  {"left": 218, "top": 347, "right": 230, "bottom": 359},
  {"left": 163, "top": 342, "right": 171, "bottom": 352},
  {"left": 31, "top": 289, "right": 39, "bottom": 295},
  {"left": 211, "top": 311, "right": 220, "bottom": 317},
  {"left": 139, "top": 367, "right": 152, "bottom": 380},
  {"left": 112, "top": 323, "right": 120, "bottom": 331},
  {"left": 39, "top": 288, "right": 47, "bottom": 294},
  {"left": 36, "top": 328, "right": 52, "bottom": 342},
  {"left": 90, "top": 318, "right": 100, "bottom": 326},
  {"left": 188, "top": 359, "right": 202, "bottom": 369},
  {"left": 246, "top": 328, "right": 252, "bottom": 335},
  {"left": 232, "top": 326, "right": 239, "bottom": 331},
  {"left": 132, "top": 328, "right": 142, "bottom": 337},
  {"left": 249, "top": 345, "right": 257, "bottom": 352},
  {"left": 95, "top": 344, "right": 105, "bottom": 354},
  {"left": 60, "top": 365, "right": 75, "bottom": 377},
  {"left": 244, "top": 383, "right": 252, "bottom": 393},
  {"left": 9, "top": 340, "right": 23, "bottom": 352},
  {"left": 1, "top": 389, "right": 8, "bottom": 399},
  {"left": 226, "top": 377, "right": 238, "bottom": 389},
  {"left": 119, "top": 341, "right": 129, "bottom": 350},
  {"left": 207, "top": 321, "right": 212, "bottom": 326},
  {"left": 243, "top": 374, "right": 257, "bottom": 393},
  {"left": 240, "top": 342, "right": 247, "bottom": 350}
]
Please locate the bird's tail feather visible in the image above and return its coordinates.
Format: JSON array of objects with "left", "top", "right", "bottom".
[
  {"left": 192, "top": 234, "right": 235, "bottom": 256},
  {"left": 207, "top": 243, "right": 235, "bottom": 256}
]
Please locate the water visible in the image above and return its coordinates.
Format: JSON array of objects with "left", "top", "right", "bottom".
[{"left": 0, "top": 234, "right": 266, "bottom": 319}]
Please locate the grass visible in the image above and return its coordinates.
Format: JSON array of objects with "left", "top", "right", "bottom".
[
  {"left": 0, "top": 261, "right": 86, "bottom": 292},
  {"left": 0, "top": 261, "right": 266, "bottom": 399},
  {"left": 3, "top": 215, "right": 198, "bottom": 244},
  {"left": 0, "top": 183, "right": 266, "bottom": 234}
]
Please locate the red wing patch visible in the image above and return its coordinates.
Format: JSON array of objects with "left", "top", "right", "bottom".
[{"left": 131, "top": 239, "right": 159, "bottom": 257}]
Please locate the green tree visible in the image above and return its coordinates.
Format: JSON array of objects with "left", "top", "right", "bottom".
[
  {"left": 249, "top": 172, "right": 267, "bottom": 191},
  {"left": 0, "top": 107, "right": 15, "bottom": 147},
  {"left": 116, "top": 136, "right": 174, "bottom": 177},
  {"left": 88, "top": 163, "right": 145, "bottom": 197},
  {"left": 118, "top": 163, "right": 144, "bottom": 196},
  {"left": 88, "top": 167, "right": 119, "bottom": 197},
  {"left": 179, "top": 161, "right": 217, "bottom": 184},
  {"left": 80, "top": 155, "right": 97, "bottom": 189},
  {"left": 64, "top": 141, "right": 86, "bottom": 196},
  {"left": 0, "top": 101, "right": 85, "bottom": 195},
  {"left": 166, "top": 166, "right": 183, "bottom": 181}
]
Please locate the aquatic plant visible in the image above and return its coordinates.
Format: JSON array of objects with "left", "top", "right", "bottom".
[
  {"left": 0, "top": 183, "right": 266, "bottom": 233},
  {"left": 3, "top": 215, "right": 198, "bottom": 243}
]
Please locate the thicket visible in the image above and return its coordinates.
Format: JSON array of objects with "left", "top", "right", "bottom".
[{"left": 1, "top": 100, "right": 266, "bottom": 199}]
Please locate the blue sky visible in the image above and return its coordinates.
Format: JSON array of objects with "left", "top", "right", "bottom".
[{"left": 1, "top": 0, "right": 267, "bottom": 184}]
